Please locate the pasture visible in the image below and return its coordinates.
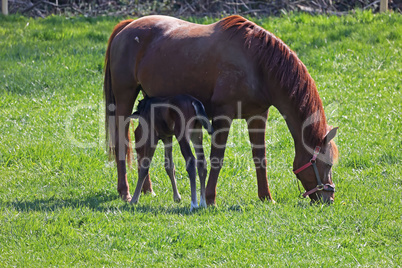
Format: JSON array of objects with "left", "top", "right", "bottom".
[{"left": 0, "top": 11, "right": 401, "bottom": 266}]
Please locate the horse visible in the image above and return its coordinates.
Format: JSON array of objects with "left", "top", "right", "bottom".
[
  {"left": 103, "top": 15, "right": 339, "bottom": 205},
  {"left": 129, "top": 94, "right": 214, "bottom": 210}
]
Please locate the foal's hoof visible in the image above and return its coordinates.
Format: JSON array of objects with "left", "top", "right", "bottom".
[
  {"left": 190, "top": 202, "right": 199, "bottom": 212},
  {"left": 174, "top": 195, "right": 182, "bottom": 203},
  {"left": 199, "top": 196, "right": 207, "bottom": 208}
]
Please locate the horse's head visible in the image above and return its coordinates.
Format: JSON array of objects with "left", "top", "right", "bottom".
[{"left": 293, "top": 127, "right": 339, "bottom": 203}]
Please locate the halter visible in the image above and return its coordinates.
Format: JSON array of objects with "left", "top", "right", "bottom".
[{"left": 293, "top": 146, "right": 335, "bottom": 198}]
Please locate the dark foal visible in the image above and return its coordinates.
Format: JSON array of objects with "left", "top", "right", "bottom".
[{"left": 129, "top": 95, "right": 213, "bottom": 210}]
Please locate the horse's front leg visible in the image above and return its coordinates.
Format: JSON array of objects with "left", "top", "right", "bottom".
[
  {"left": 205, "top": 116, "right": 232, "bottom": 206},
  {"left": 246, "top": 110, "right": 274, "bottom": 202}
]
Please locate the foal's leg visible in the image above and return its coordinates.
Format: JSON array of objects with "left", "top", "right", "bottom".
[
  {"left": 246, "top": 111, "right": 274, "bottom": 202},
  {"left": 177, "top": 137, "right": 198, "bottom": 211},
  {"left": 162, "top": 137, "right": 181, "bottom": 203},
  {"left": 131, "top": 137, "right": 157, "bottom": 204},
  {"left": 205, "top": 116, "right": 233, "bottom": 206},
  {"left": 134, "top": 124, "right": 154, "bottom": 195},
  {"left": 191, "top": 128, "right": 207, "bottom": 208}
]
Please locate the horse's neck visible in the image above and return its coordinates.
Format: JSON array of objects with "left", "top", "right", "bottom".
[
  {"left": 275, "top": 99, "right": 327, "bottom": 159},
  {"left": 274, "top": 101, "right": 304, "bottom": 149}
]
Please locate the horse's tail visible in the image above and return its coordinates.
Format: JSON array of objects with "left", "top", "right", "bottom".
[
  {"left": 192, "top": 100, "right": 214, "bottom": 135},
  {"left": 104, "top": 19, "right": 134, "bottom": 161}
]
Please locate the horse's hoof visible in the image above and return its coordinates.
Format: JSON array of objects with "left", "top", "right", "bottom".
[
  {"left": 259, "top": 194, "right": 276, "bottom": 204},
  {"left": 143, "top": 190, "right": 156, "bottom": 197},
  {"left": 205, "top": 196, "right": 216, "bottom": 206},
  {"left": 121, "top": 194, "right": 132, "bottom": 202},
  {"left": 260, "top": 196, "right": 276, "bottom": 204}
]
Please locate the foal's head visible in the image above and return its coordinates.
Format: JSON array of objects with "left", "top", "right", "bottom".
[
  {"left": 294, "top": 127, "right": 339, "bottom": 203},
  {"left": 131, "top": 95, "right": 150, "bottom": 119}
]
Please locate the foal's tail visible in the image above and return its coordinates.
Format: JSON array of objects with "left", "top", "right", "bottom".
[
  {"left": 104, "top": 19, "right": 134, "bottom": 160},
  {"left": 192, "top": 100, "right": 214, "bottom": 135}
]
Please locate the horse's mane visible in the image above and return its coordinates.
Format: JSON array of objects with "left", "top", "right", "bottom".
[{"left": 218, "top": 15, "right": 327, "bottom": 146}]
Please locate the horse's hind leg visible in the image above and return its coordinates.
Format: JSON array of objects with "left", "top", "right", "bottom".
[
  {"left": 113, "top": 85, "right": 140, "bottom": 202},
  {"left": 246, "top": 111, "right": 274, "bottom": 202},
  {"left": 191, "top": 128, "right": 207, "bottom": 208},
  {"left": 162, "top": 137, "right": 181, "bottom": 203}
]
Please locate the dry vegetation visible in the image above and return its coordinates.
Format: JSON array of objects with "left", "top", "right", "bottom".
[{"left": 7, "top": 0, "right": 402, "bottom": 18}]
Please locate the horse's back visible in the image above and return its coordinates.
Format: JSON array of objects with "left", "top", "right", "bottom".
[
  {"left": 124, "top": 15, "right": 218, "bottom": 38},
  {"left": 110, "top": 15, "right": 219, "bottom": 63},
  {"left": 109, "top": 16, "right": 243, "bottom": 98},
  {"left": 109, "top": 15, "right": 263, "bottom": 117}
]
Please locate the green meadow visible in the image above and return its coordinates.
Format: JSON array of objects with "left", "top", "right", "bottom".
[{"left": 0, "top": 11, "right": 401, "bottom": 266}]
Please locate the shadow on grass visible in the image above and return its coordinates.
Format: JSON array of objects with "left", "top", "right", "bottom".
[
  {"left": 1, "top": 192, "right": 227, "bottom": 216},
  {"left": 3, "top": 192, "right": 118, "bottom": 212}
]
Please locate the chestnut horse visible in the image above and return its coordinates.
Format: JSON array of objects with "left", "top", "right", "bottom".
[{"left": 104, "top": 15, "right": 339, "bottom": 205}]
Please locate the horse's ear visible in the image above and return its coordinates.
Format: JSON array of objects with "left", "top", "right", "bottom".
[
  {"left": 129, "top": 111, "right": 140, "bottom": 119},
  {"left": 324, "top": 127, "right": 338, "bottom": 144}
]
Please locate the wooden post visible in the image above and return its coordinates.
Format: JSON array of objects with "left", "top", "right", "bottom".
[
  {"left": 2, "top": 0, "right": 8, "bottom": 15},
  {"left": 380, "top": 0, "right": 388, "bottom": 12}
]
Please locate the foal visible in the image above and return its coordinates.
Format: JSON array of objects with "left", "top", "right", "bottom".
[{"left": 129, "top": 95, "right": 213, "bottom": 210}]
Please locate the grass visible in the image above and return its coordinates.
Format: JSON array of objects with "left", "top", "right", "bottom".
[{"left": 0, "top": 11, "right": 401, "bottom": 266}]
